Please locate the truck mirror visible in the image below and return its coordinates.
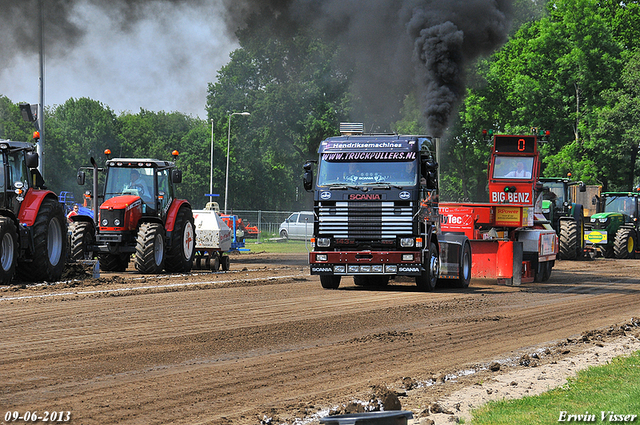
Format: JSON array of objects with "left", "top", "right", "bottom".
[
  {"left": 303, "top": 162, "right": 313, "bottom": 191},
  {"left": 171, "top": 169, "right": 183, "bottom": 184},
  {"left": 77, "top": 170, "right": 86, "bottom": 185},
  {"left": 579, "top": 182, "right": 586, "bottom": 192},
  {"left": 25, "top": 152, "right": 39, "bottom": 169}
]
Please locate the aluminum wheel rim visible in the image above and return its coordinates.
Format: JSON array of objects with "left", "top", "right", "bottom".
[{"left": 1, "top": 232, "right": 14, "bottom": 271}]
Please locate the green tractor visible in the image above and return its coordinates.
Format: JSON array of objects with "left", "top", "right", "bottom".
[
  {"left": 584, "top": 191, "right": 640, "bottom": 259},
  {"left": 540, "top": 177, "right": 586, "bottom": 260}
]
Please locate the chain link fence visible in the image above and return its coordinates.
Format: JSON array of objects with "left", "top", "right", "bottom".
[{"left": 232, "top": 210, "right": 296, "bottom": 241}]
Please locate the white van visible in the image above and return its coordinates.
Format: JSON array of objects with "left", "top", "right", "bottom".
[{"left": 278, "top": 211, "right": 314, "bottom": 240}]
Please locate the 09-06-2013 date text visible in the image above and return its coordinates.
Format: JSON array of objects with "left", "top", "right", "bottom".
[{"left": 4, "top": 411, "right": 70, "bottom": 422}]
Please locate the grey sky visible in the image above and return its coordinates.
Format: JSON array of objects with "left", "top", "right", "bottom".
[{"left": 0, "top": 1, "right": 238, "bottom": 118}]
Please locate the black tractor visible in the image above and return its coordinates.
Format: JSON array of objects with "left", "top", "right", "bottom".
[{"left": 539, "top": 177, "right": 586, "bottom": 260}]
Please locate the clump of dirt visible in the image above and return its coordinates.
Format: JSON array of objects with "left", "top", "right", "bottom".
[
  {"left": 329, "top": 384, "right": 403, "bottom": 416},
  {"left": 60, "top": 263, "right": 93, "bottom": 280}
]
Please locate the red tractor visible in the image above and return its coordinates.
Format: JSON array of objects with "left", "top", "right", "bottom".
[
  {"left": 69, "top": 152, "right": 195, "bottom": 273},
  {"left": 0, "top": 138, "right": 67, "bottom": 284}
]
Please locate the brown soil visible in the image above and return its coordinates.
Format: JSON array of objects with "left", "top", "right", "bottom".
[{"left": 1, "top": 253, "right": 640, "bottom": 425}]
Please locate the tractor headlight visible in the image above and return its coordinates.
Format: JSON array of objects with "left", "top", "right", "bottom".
[
  {"left": 598, "top": 218, "right": 608, "bottom": 223},
  {"left": 102, "top": 219, "right": 108, "bottom": 226},
  {"left": 113, "top": 219, "right": 121, "bottom": 226}
]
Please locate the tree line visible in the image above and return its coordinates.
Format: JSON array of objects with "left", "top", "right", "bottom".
[{"left": 1, "top": 0, "right": 639, "bottom": 211}]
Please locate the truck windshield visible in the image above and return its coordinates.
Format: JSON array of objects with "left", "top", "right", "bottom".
[
  {"left": 493, "top": 156, "right": 534, "bottom": 179},
  {"left": 317, "top": 158, "right": 418, "bottom": 187},
  {"left": 604, "top": 196, "right": 636, "bottom": 217},
  {"left": 104, "top": 167, "right": 155, "bottom": 204}
]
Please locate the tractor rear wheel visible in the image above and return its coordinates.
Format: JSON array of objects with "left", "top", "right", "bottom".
[
  {"left": 98, "top": 253, "right": 130, "bottom": 272},
  {"left": 559, "top": 220, "right": 579, "bottom": 260},
  {"left": 17, "top": 198, "right": 66, "bottom": 282},
  {"left": 69, "top": 221, "right": 95, "bottom": 261},
  {"left": 416, "top": 243, "right": 439, "bottom": 291},
  {"left": 0, "top": 218, "right": 18, "bottom": 285},
  {"left": 165, "top": 206, "right": 195, "bottom": 273},
  {"left": 135, "top": 222, "right": 166, "bottom": 273},
  {"left": 614, "top": 228, "right": 636, "bottom": 259}
]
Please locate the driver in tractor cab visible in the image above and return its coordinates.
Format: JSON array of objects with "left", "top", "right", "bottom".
[{"left": 126, "top": 169, "right": 151, "bottom": 203}]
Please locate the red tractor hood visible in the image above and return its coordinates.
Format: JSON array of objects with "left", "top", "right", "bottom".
[{"left": 101, "top": 195, "right": 142, "bottom": 210}]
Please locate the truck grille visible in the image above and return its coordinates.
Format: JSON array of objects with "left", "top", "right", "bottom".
[{"left": 318, "top": 201, "right": 413, "bottom": 238}]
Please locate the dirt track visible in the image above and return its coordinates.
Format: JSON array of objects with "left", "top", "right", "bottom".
[{"left": 2, "top": 253, "right": 640, "bottom": 424}]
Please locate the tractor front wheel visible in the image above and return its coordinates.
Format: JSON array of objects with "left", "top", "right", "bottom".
[
  {"left": 559, "top": 220, "right": 579, "bottom": 260},
  {"left": 69, "top": 221, "right": 95, "bottom": 261},
  {"left": 0, "top": 218, "right": 18, "bottom": 285},
  {"left": 614, "top": 228, "right": 636, "bottom": 259},
  {"left": 135, "top": 223, "right": 166, "bottom": 273}
]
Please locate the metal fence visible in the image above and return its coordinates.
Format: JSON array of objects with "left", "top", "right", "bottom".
[{"left": 232, "top": 210, "right": 295, "bottom": 240}]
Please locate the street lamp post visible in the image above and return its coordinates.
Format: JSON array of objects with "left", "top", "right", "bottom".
[
  {"left": 210, "top": 119, "right": 214, "bottom": 196},
  {"left": 224, "top": 112, "right": 250, "bottom": 214}
]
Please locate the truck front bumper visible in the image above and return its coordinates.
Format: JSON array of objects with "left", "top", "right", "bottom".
[{"left": 309, "top": 251, "right": 423, "bottom": 276}]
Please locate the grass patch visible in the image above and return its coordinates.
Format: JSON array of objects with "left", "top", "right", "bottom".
[
  {"left": 242, "top": 238, "right": 311, "bottom": 253},
  {"left": 471, "top": 351, "right": 640, "bottom": 424}
]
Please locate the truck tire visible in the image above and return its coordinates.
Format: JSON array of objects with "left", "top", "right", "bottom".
[
  {"left": 320, "top": 275, "right": 341, "bottom": 289},
  {"left": 221, "top": 255, "right": 230, "bottom": 271},
  {"left": 614, "top": 228, "right": 636, "bottom": 259},
  {"left": 165, "top": 206, "right": 195, "bottom": 273},
  {"left": 69, "top": 221, "right": 95, "bottom": 261},
  {"left": 416, "top": 243, "right": 439, "bottom": 291},
  {"left": 457, "top": 241, "right": 472, "bottom": 288},
  {"left": 542, "top": 261, "right": 553, "bottom": 281},
  {"left": 559, "top": 220, "right": 579, "bottom": 260},
  {"left": 0, "top": 218, "right": 18, "bottom": 285},
  {"left": 98, "top": 253, "right": 130, "bottom": 272},
  {"left": 17, "top": 198, "right": 67, "bottom": 282},
  {"left": 135, "top": 222, "right": 165, "bottom": 273}
]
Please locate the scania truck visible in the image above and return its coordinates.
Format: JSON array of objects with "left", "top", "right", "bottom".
[{"left": 303, "top": 123, "right": 471, "bottom": 290}]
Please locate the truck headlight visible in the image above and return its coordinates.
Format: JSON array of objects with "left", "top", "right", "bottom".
[
  {"left": 402, "top": 254, "right": 414, "bottom": 261},
  {"left": 316, "top": 254, "right": 328, "bottom": 261},
  {"left": 400, "top": 238, "right": 414, "bottom": 247},
  {"left": 317, "top": 238, "right": 331, "bottom": 247}
]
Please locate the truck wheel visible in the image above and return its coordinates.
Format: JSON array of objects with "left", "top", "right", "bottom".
[
  {"left": 135, "top": 222, "right": 165, "bottom": 273},
  {"left": 98, "top": 253, "right": 130, "bottom": 272},
  {"left": 165, "top": 206, "right": 195, "bottom": 273},
  {"left": 221, "top": 255, "right": 230, "bottom": 271},
  {"left": 542, "top": 261, "right": 553, "bottom": 282},
  {"left": 614, "top": 228, "right": 635, "bottom": 259},
  {"left": 17, "top": 198, "right": 67, "bottom": 282},
  {"left": 559, "top": 220, "right": 579, "bottom": 260},
  {"left": 320, "top": 275, "right": 341, "bottom": 289},
  {"left": 416, "top": 243, "right": 439, "bottom": 291},
  {"left": 457, "top": 241, "right": 472, "bottom": 288},
  {"left": 69, "top": 221, "right": 95, "bottom": 261},
  {"left": 211, "top": 254, "right": 220, "bottom": 271},
  {"left": 0, "top": 218, "right": 18, "bottom": 285}
]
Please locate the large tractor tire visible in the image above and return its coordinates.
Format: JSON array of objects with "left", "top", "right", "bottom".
[
  {"left": 98, "top": 253, "right": 131, "bottom": 272},
  {"left": 165, "top": 206, "right": 195, "bottom": 273},
  {"left": 320, "top": 275, "right": 341, "bottom": 289},
  {"left": 559, "top": 220, "right": 579, "bottom": 260},
  {"left": 69, "top": 221, "right": 95, "bottom": 261},
  {"left": 0, "top": 217, "right": 18, "bottom": 285},
  {"left": 614, "top": 228, "right": 636, "bottom": 259},
  {"left": 135, "top": 222, "right": 166, "bottom": 273},
  {"left": 416, "top": 243, "right": 439, "bottom": 291},
  {"left": 17, "top": 198, "right": 66, "bottom": 282}
]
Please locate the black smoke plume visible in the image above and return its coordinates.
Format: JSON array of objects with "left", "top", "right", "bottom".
[{"left": 222, "top": 0, "right": 513, "bottom": 136}]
